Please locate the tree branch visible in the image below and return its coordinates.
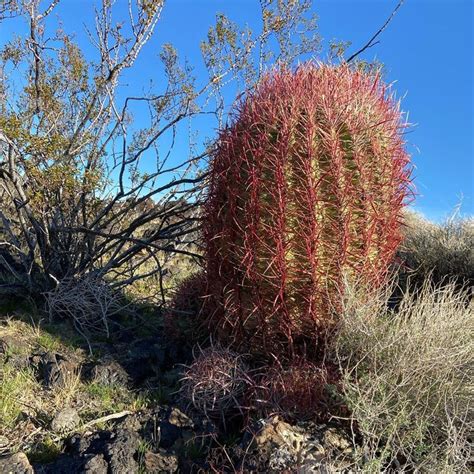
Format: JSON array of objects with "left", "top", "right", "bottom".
[{"left": 346, "top": 0, "right": 405, "bottom": 63}]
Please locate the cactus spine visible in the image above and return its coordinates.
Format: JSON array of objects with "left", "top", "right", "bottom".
[{"left": 204, "top": 63, "right": 412, "bottom": 355}]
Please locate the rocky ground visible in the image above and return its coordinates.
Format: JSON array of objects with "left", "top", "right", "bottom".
[{"left": 0, "top": 309, "right": 356, "bottom": 473}]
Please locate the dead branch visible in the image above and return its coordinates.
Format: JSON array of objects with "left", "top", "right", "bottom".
[{"left": 346, "top": 0, "right": 405, "bottom": 63}]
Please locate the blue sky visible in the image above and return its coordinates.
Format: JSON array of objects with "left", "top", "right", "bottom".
[{"left": 1, "top": 0, "right": 472, "bottom": 221}]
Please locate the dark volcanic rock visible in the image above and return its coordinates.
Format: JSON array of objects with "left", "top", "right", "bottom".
[
  {"left": 144, "top": 450, "right": 178, "bottom": 473},
  {"left": 90, "top": 356, "right": 129, "bottom": 386},
  {"left": 35, "top": 428, "right": 140, "bottom": 473},
  {"left": 51, "top": 407, "right": 81, "bottom": 433},
  {"left": 121, "top": 338, "right": 164, "bottom": 384},
  {"left": 0, "top": 452, "right": 33, "bottom": 474},
  {"left": 0, "top": 335, "right": 30, "bottom": 369},
  {"left": 104, "top": 428, "right": 140, "bottom": 473},
  {"left": 82, "top": 454, "right": 108, "bottom": 473},
  {"left": 30, "top": 352, "right": 79, "bottom": 388}
]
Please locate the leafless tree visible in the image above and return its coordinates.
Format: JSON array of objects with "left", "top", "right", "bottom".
[{"left": 0, "top": 0, "right": 321, "bottom": 301}]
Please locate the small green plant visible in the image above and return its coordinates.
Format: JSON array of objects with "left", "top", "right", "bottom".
[
  {"left": 137, "top": 439, "right": 153, "bottom": 474},
  {"left": 85, "top": 382, "right": 134, "bottom": 415},
  {"left": 36, "top": 332, "right": 62, "bottom": 352},
  {"left": 27, "top": 436, "right": 62, "bottom": 464},
  {"left": 179, "top": 438, "right": 207, "bottom": 462},
  {"left": 131, "top": 386, "right": 170, "bottom": 410}
]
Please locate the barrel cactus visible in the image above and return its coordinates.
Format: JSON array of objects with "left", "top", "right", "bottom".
[{"left": 204, "top": 63, "right": 412, "bottom": 355}]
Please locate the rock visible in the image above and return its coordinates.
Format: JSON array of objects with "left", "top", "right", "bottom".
[
  {"left": 144, "top": 450, "right": 179, "bottom": 473},
  {"left": 0, "top": 337, "right": 10, "bottom": 355},
  {"left": 239, "top": 416, "right": 328, "bottom": 472},
  {"left": 76, "top": 429, "right": 139, "bottom": 473},
  {"left": 122, "top": 338, "right": 164, "bottom": 384},
  {"left": 67, "top": 432, "right": 92, "bottom": 454},
  {"left": 127, "top": 338, "right": 165, "bottom": 365},
  {"left": 0, "top": 335, "right": 28, "bottom": 356},
  {"left": 159, "top": 407, "right": 195, "bottom": 450},
  {"left": 0, "top": 452, "right": 34, "bottom": 474},
  {"left": 83, "top": 454, "right": 108, "bottom": 473},
  {"left": 30, "top": 352, "right": 79, "bottom": 389},
  {"left": 104, "top": 428, "right": 140, "bottom": 474},
  {"left": 91, "top": 356, "right": 129, "bottom": 386},
  {"left": 38, "top": 425, "right": 140, "bottom": 473},
  {"left": 0, "top": 434, "right": 10, "bottom": 447},
  {"left": 168, "top": 407, "right": 194, "bottom": 429},
  {"left": 251, "top": 416, "right": 306, "bottom": 452},
  {"left": 0, "top": 336, "right": 30, "bottom": 369},
  {"left": 7, "top": 354, "right": 30, "bottom": 370},
  {"left": 261, "top": 422, "right": 354, "bottom": 473},
  {"left": 323, "top": 427, "right": 352, "bottom": 453},
  {"left": 51, "top": 407, "right": 80, "bottom": 433},
  {"left": 158, "top": 420, "right": 181, "bottom": 450}
]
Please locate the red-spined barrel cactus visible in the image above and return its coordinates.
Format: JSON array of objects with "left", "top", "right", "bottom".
[{"left": 204, "top": 63, "right": 412, "bottom": 355}]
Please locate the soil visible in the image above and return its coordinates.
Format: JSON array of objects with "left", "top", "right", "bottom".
[{"left": 0, "top": 311, "right": 355, "bottom": 473}]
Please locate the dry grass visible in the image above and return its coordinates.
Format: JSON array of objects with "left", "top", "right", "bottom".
[
  {"left": 333, "top": 278, "right": 473, "bottom": 472},
  {"left": 0, "top": 317, "right": 157, "bottom": 455},
  {"left": 399, "top": 210, "right": 474, "bottom": 287},
  {"left": 51, "top": 365, "right": 82, "bottom": 408}
]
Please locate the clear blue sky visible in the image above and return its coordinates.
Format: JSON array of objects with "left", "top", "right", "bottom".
[{"left": 1, "top": 0, "right": 472, "bottom": 221}]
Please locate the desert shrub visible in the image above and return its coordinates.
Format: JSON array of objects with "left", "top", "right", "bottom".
[
  {"left": 252, "top": 358, "right": 336, "bottom": 422},
  {"left": 180, "top": 345, "right": 252, "bottom": 426},
  {"left": 398, "top": 210, "right": 474, "bottom": 288},
  {"left": 45, "top": 273, "right": 127, "bottom": 346},
  {"left": 334, "top": 278, "right": 474, "bottom": 471},
  {"left": 204, "top": 62, "right": 412, "bottom": 356},
  {"left": 164, "top": 271, "right": 207, "bottom": 343}
]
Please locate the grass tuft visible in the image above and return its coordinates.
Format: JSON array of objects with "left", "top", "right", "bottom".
[{"left": 0, "top": 365, "right": 40, "bottom": 429}]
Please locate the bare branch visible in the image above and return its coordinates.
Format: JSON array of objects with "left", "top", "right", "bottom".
[{"left": 346, "top": 0, "right": 404, "bottom": 63}]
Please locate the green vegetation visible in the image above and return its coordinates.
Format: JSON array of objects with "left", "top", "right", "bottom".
[
  {"left": 0, "top": 365, "right": 39, "bottom": 430},
  {"left": 27, "top": 437, "right": 62, "bottom": 464}
]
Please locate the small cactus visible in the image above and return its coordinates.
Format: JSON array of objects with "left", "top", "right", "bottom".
[
  {"left": 253, "top": 358, "right": 332, "bottom": 422},
  {"left": 164, "top": 272, "right": 207, "bottom": 343},
  {"left": 180, "top": 346, "right": 251, "bottom": 424}
]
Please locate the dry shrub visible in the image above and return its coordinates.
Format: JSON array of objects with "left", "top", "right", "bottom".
[
  {"left": 334, "top": 278, "right": 474, "bottom": 471},
  {"left": 399, "top": 210, "right": 474, "bottom": 287},
  {"left": 180, "top": 345, "right": 252, "bottom": 425},
  {"left": 45, "top": 273, "right": 125, "bottom": 345},
  {"left": 253, "top": 358, "right": 335, "bottom": 422},
  {"left": 164, "top": 272, "right": 206, "bottom": 342}
]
